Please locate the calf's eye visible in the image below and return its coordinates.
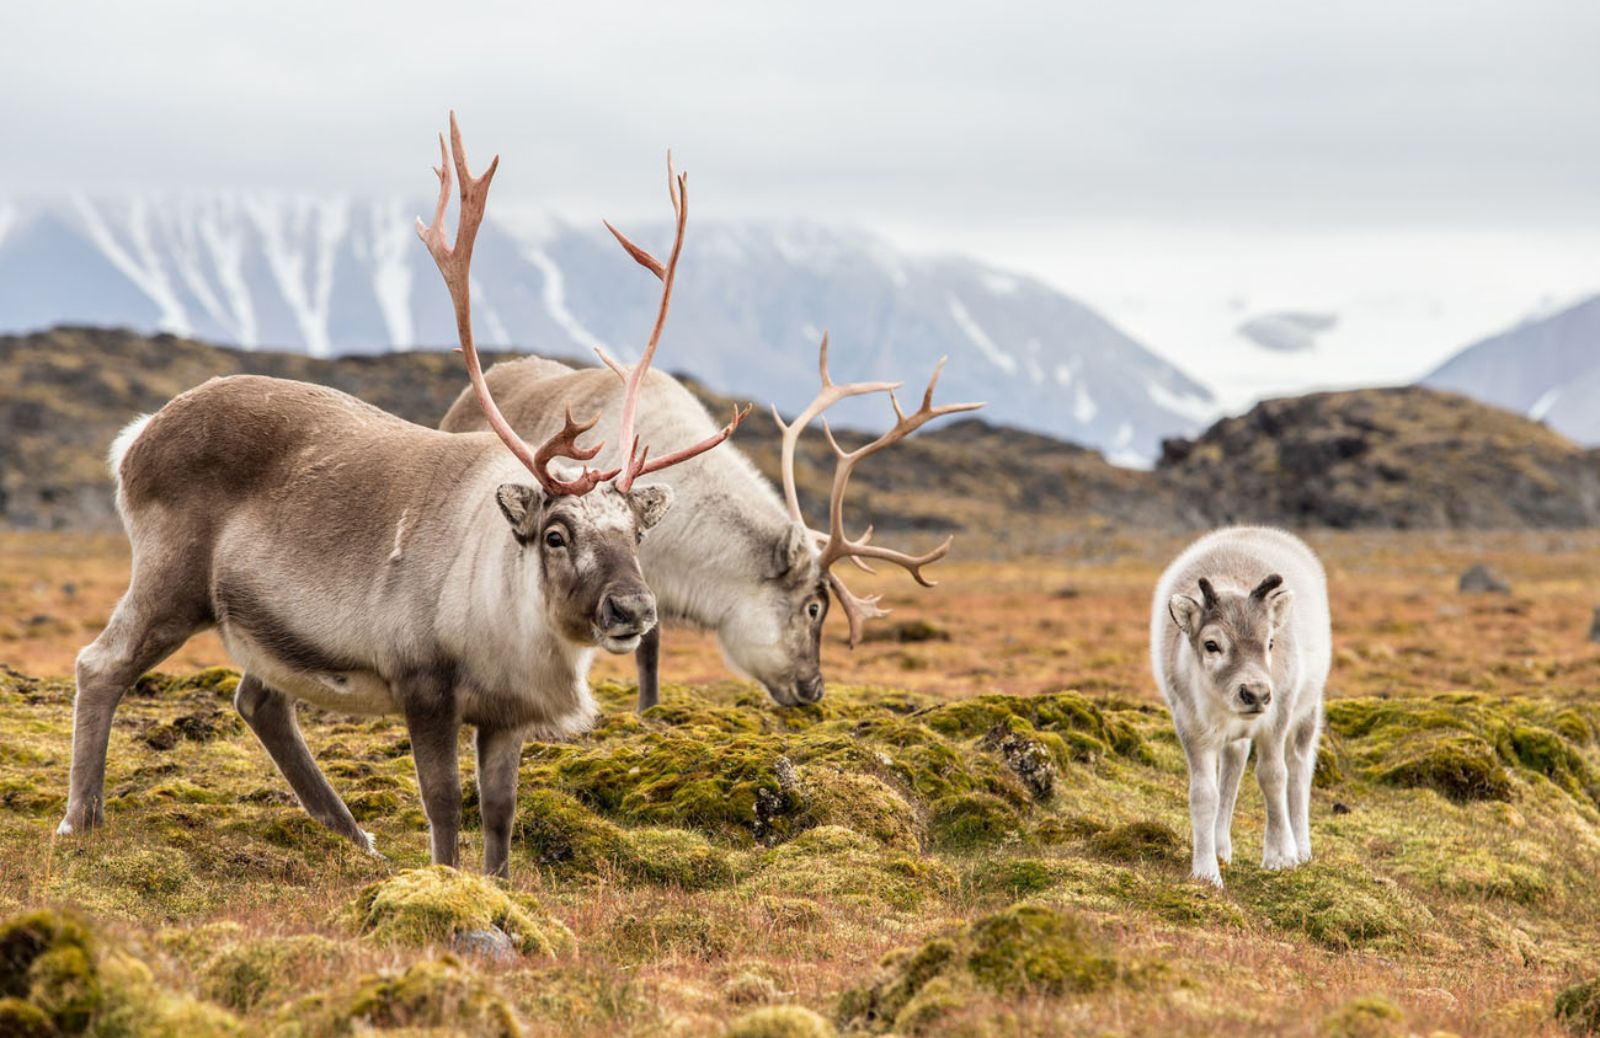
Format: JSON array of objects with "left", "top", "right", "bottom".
[
  {"left": 807, "top": 602, "right": 822, "bottom": 620},
  {"left": 545, "top": 529, "right": 567, "bottom": 549},
  {"left": 1203, "top": 640, "right": 1220, "bottom": 654}
]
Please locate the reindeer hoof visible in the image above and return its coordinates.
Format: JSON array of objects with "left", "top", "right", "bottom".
[{"left": 1191, "top": 867, "right": 1224, "bottom": 889}]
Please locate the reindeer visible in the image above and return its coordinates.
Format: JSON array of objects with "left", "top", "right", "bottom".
[
  {"left": 1151, "top": 526, "right": 1332, "bottom": 887},
  {"left": 56, "top": 115, "right": 741, "bottom": 877},
  {"left": 440, "top": 159, "right": 982, "bottom": 709}
]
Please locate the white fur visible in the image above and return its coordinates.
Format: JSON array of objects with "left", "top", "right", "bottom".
[
  {"left": 1151, "top": 526, "right": 1331, "bottom": 886},
  {"left": 108, "top": 414, "right": 153, "bottom": 521}
]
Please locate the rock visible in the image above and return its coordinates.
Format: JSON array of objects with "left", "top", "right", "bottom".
[
  {"left": 980, "top": 724, "right": 1057, "bottom": 800},
  {"left": 450, "top": 927, "right": 517, "bottom": 963},
  {"left": 1589, "top": 607, "right": 1600, "bottom": 644},
  {"left": 1458, "top": 564, "right": 1510, "bottom": 594}
]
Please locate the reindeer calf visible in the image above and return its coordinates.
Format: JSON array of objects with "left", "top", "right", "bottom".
[{"left": 1150, "top": 526, "right": 1331, "bottom": 887}]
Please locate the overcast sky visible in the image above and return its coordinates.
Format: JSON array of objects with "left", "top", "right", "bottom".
[{"left": 3, "top": 0, "right": 1597, "bottom": 384}]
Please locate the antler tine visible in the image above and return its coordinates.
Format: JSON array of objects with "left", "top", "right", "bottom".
[
  {"left": 594, "top": 152, "right": 746, "bottom": 492},
  {"left": 827, "top": 572, "right": 889, "bottom": 649},
  {"left": 772, "top": 332, "right": 900, "bottom": 524},
  {"left": 417, "top": 112, "right": 611, "bottom": 497}
]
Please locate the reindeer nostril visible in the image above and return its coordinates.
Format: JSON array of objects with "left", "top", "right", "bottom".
[
  {"left": 1238, "top": 686, "right": 1257, "bottom": 707},
  {"left": 602, "top": 596, "right": 632, "bottom": 628}
]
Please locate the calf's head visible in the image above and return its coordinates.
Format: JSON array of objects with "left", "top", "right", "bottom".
[
  {"left": 1169, "top": 574, "right": 1292, "bottom": 716},
  {"left": 718, "top": 524, "right": 829, "bottom": 706},
  {"left": 497, "top": 481, "right": 672, "bottom": 654}
]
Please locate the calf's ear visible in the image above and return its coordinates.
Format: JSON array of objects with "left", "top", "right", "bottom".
[
  {"left": 1266, "top": 588, "right": 1294, "bottom": 628},
  {"left": 496, "top": 484, "right": 543, "bottom": 542},
  {"left": 628, "top": 484, "right": 674, "bottom": 532},
  {"left": 1168, "top": 594, "right": 1203, "bottom": 634}
]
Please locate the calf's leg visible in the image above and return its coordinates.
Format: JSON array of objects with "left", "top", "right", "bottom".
[
  {"left": 1255, "top": 730, "right": 1299, "bottom": 869},
  {"left": 1213, "top": 739, "right": 1249, "bottom": 864},
  {"left": 1182, "top": 739, "right": 1223, "bottom": 886}
]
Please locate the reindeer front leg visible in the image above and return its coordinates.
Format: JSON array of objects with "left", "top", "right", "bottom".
[
  {"left": 1181, "top": 737, "right": 1223, "bottom": 886},
  {"left": 474, "top": 724, "right": 523, "bottom": 877},
  {"left": 1256, "top": 728, "right": 1299, "bottom": 869},
  {"left": 400, "top": 678, "right": 462, "bottom": 868}
]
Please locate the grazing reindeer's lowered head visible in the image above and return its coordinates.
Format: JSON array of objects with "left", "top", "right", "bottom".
[
  {"left": 774, "top": 336, "right": 984, "bottom": 654},
  {"left": 1168, "top": 573, "right": 1293, "bottom": 717},
  {"left": 418, "top": 117, "right": 745, "bottom": 657}
]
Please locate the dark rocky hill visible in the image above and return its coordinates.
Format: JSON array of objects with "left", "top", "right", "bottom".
[
  {"left": 0, "top": 326, "right": 1178, "bottom": 548},
  {"left": 1156, "top": 386, "right": 1600, "bottom": 529},
  {"left": 5, "top": 328, "right": 1598, "bottom": 539}
]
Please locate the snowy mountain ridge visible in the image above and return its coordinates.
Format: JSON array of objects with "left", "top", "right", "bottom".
[{"left": 0, "top": 192, "right": 1218, "bottom": 464}]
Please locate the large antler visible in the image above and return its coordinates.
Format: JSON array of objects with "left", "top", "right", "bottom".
[
  {"left": 777, "top": 336, "right": 983, "bottom": 646},
  {"left": 417, "top": 112, "right": 618, "bottom": 496},
  {"left": 594, "top": 153, "right": 750, "bottom": 492}
]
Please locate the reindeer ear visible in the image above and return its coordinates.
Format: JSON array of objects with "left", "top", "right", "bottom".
[
  {"left": 1169, "top": 594, "right": 1203, "bottom": 634},
  {"left": 772, "top": 524, "right": 812, "bottom": 579},
  {"left": 1266, "top": 588, "right": 1294, "bottom": 627},
  {"left": 495, "top": 484, "right": 543, "bottom": 541},
  {"left": 628, "top": 484, "right": 674, "bottom": 532}
]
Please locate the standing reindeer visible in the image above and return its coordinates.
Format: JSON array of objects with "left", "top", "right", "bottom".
[
  {"left": 440, "top": 160, "right": 982, "bottom": 710},
  {"left": 57, "top": 115, "right": 741, "bottom": 876},
  {"left": 1151, "top": 526, "right": 1331, "bottom": 887}
]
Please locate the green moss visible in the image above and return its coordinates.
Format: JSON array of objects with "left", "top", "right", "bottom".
[
  {"left": 919, "top": 692, "right": 1151, "bottom": 764},
  {"left": 724, "top": 1005, "right": 838, "bottom": 1037},
  {"left": 517, "top": 788, "right": 630, "bottom": 870},
  {"left": 349, "top": 866, "right": 572, "bottom": 958},
  {"left": 964, "top": 858, "right": 1060, "bottom": 898},
  {"left": 1556, "top": 977, "right": 1600, "bottom": 1036},
  {"left": 1230, "top": 859, "right": 1432, "bottom": 950},
  {"left": 928, "top": 793, "right": 1023, "bottom": 851},
  {"left": 840, "top": 903, "right": 1122, "bottom": 1034},
  {"left": 0, "top": 997, "right": 52, "bottom": 1038},
  {"left": 198, "top": 935, "right": 343, "bottom": 1012},
  {"left": 1375, "top": 732, "right": 1513, "bottom": 802},
  {"left": 965, "top": 904, "right": 1118, "bottom": 995},
  {"left": 621, "top": 827, "right": 735, "bottom": 889},
  {"left": 1087, "top": 821, "right": 1183, "bottom": 864},
  {"left": 272, "top": 956, "right": 520, "bottom": 1038},
  {"left": 744, "top": 826, "right": 953, "bottom": 911},
  {"left": 1319, "top": 995, "right": 1405, "bottom": 1038},
  {"left": 789, "top": 765, "right": 923, "bottom": 851}
]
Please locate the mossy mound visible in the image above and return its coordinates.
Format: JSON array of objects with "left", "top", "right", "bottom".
[
  {"left": 1327, "top": 694, "right": 1599, "bottom": 804},
  {"left": 1319, "top": 995, "right": 1406, "bottom": 1038},
  {"left": 1087, "top": 820, "right": 1183, "bottom": 864},
  {"left": 270, "top": 956, "right": 519, "bottom": 1038},
  {"left": 725, "top": 1004, "right": 838, "bottom": 1037},
  {"left": 198, "top": 934, "right": 344, "bottom": 1013},
  {"left": 743, "top": 826, "right": 954, "bottom": 911},
  {"left": 928, "top": 793, "right": 1024, "bottom": 851},
  {"left": 134, "top": 667, "right": 242, "bottom": 700},
  {"left": 348, "top": 867, "right": 572, "bottom": 958},
  {"left": 1228, "top": 858, "right": 1432, "bottom": 950},
  {"left": 919, "top": 691, "right": 1152, "bottom": 765},
  {"left": 0, "top": 908, "right": 242, "bottom": 1036},
  {"left": 837, "top": 903, "right": 1122, "bottom": 1033},
  {"left": 516, "top": 788, "right": 734, "bottom": 888},
  {"left": 788, "top": 764, "right": 924, "bottom": 852},
  {"left": 1556, "top": 977, "right": 1600, "bottom": 1036}
]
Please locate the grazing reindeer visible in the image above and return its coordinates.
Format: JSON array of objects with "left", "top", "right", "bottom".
[
  {"left": 57, "top": 115, "right": 740, "bottom": 877},
  {"left": 441, "top": 166, "right": 981, "bottom": 707},
  {"left": 1150, "top": 526, "right": 1331, "bottom": 887}
]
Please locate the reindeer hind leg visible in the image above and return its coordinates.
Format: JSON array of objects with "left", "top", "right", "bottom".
[
  {"left": 234, "top": 673, "right": 374, "bottom": 853},
  {"left": 60, "top": 581, "right": 207, "bottom": 834}
]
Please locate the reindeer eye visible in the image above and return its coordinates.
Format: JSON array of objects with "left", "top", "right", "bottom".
[
  {"left": 1203, "top": 640, "right": 1221, "bottom": 654},
  {"left": 1268, "top": 638, "right": 1275, "bottom": 651},
  {"left": 807, "top": 601, "right": 822, "bottom": 620},
  {"left": 544, "top": 529, "right": 567, "bottom": 549}
]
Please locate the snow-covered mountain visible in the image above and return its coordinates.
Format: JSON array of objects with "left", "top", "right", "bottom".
[
  {"left": 0, "top": 193, "right": 1214, "bottom": 465},
  {"left": 1422, "top": 295, "right": 1600, "bottom": 445}
]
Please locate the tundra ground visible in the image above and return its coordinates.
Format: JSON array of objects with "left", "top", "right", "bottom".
[{"left": 1, "top": 528, "right": 1598, "bottom": 1037}]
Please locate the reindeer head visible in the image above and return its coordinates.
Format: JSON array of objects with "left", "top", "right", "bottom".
[
  {"left": 757, "top": 335, "right": 981, "bottom": 706},
  {"left": 1169, "top": 574, "right": 1293, "bottom": 716},
  {"left": 705, "top": 523, "right": 830, "bottom": 705},
  {"left": 495, "top": 479, "right": 670, "bottom": 652},
  {"left": 419, "top": 114, "right": 743, "bottom": 658}
]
